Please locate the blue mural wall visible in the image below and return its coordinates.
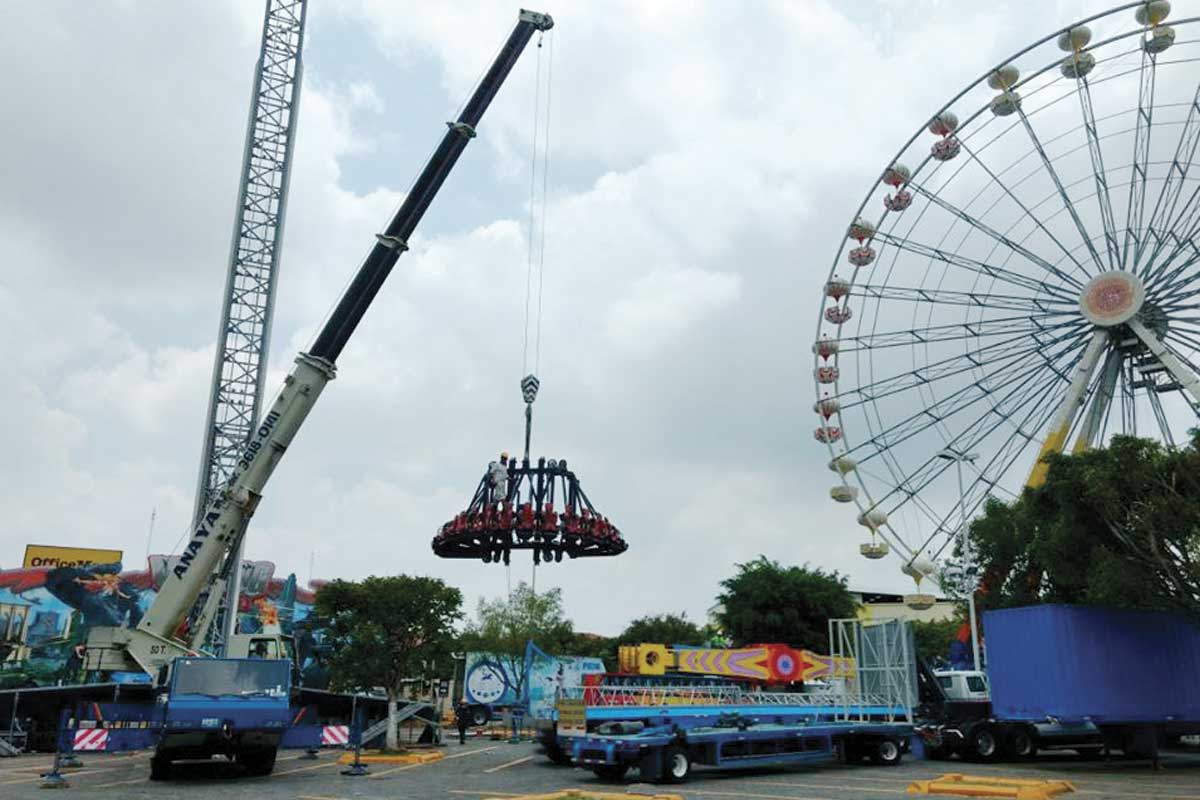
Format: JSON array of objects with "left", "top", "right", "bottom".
[{"left": 0, "top": 555, "right": 324, "bottom": 688}]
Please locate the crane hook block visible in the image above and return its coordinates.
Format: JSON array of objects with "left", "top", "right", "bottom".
[{"left": 521, "top": 374, "right": 540, "bottom": 404}]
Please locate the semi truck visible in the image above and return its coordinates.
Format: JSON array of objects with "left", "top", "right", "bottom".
[{"left": 917, "top": 605, "right": 1200, "bottom": 762}]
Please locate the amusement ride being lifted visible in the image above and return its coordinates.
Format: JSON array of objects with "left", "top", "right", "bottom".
[
  {"left": 814, "top": 2, "right": 1200, "bottom": 595},
  {"left": 432, "top": 28, "right": 627, "bottom": 569}
]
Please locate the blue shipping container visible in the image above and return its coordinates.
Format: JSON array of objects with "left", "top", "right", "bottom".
[{"left": 985, "top": 605, "right": 1200, "bottom": 724}]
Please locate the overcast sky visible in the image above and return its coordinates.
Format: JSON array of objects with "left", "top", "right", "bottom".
[{"left": 1, "top": 0, "right": 1121, "bottom": 635}]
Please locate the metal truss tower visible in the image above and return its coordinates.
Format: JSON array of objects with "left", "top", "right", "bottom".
[{"left": 191, "top": 0, "right": 308, "bottom": 653}]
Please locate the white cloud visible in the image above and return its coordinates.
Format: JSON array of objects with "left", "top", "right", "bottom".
[{"left": 606, "top": 269, "right": 740, "bottom": 354}]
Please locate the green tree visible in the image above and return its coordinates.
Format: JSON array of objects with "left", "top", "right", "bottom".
[
  {"left": 458, "top": 582, "right": 575, "bottom": 701},
  {"left": 962, "top": 433, "right": 1200, "bottom": 618},
  {"left": 715, "top": 557, "right": 857, "bottom": 648},
  {"left": 910, "top": 615, "right": 964, "bottom": 665},
  {"left": 617, "top": 613, "right": 706, "bottom": 646},
  {"left": 316, "top": 575, "right": 462, "bottom": 751}
]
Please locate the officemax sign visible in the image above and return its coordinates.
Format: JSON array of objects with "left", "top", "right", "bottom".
[{"left": 23, "top": 545, "right": 123, "bottom": 569}]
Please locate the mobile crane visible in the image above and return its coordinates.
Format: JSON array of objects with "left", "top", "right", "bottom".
[
  {"left": 82, "top": 7, "right": 552, "bottom": 680},
  {"left": 66, "top": 8, "right": 553, "bottom": 776}
]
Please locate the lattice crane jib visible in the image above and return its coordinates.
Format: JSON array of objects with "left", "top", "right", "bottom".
[{"left": 191, "top": 0, "right": 308, "bottom": 653}]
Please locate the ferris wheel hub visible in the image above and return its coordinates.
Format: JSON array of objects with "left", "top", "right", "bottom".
[{"left": 1079, "top": 270, "right": 1145, "bottom": 327}]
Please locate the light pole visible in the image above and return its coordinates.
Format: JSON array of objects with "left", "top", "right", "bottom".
[{"left": 937, "top": 448, "right": 981, "bottom": 673}]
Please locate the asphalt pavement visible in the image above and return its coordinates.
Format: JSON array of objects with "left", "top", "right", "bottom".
[{"left": 3, "top": 740, "right": 1199, "bottom": 799}]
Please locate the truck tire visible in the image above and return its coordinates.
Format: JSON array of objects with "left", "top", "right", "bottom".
[
  {"left": 470, "top": 706, "right": 490, "bottom": 727},
  {"left": 241, "top": 747, "right": 278, "bottom": 776},
  {"left": 149, "top": 753, "right": 173, "bottom": 781},
  {"left": 544, "top": 742, "right": 571, "bottom": 765},
  {"left": 591, "top": 764, "right": 628, "bottom": 781},
  {"left": 661, "top": 745, "right": 691, "bottom": 784},
  {"left": 923, "top": 740, "right": 950, "bottom": 760},
  {"left": 968, "top": 725, "right": 1001, "bottom": 762},
  {"left": 1005, "top": 726, "right": 1037, "bottom": 760},
  {"left": 869, "top": 737, "right": 903, "bottom": 766}
]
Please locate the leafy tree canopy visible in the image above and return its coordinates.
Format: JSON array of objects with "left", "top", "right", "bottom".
[
  {"left": 715, "top": 556, "right": 857, "bottom": 648},
  {"left": 617, "top": 613, "right": 707, "bottom": 647},
  {"left": 315, "top": 574, "right": 462, "bottom": 750},
  {"left": 458, "top": 582, "right": 576, "bottom": 696},
  {"left": 963, "top": 433, "right": 1200, "bottom": 618}
]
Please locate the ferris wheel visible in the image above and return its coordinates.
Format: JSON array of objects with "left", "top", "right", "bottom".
[{"left": 814, "top": 1, "right": 1200, "bottom": 595}]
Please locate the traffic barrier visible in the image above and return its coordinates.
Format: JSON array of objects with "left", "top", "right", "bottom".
[
  {"left": 336, "top": 750, "right": 443, "bottom": 765},
  {"left": 72, "top": 729, "right": 109, "bottom": 752},
  {"left": 322, "top": 725, "right": 350, "bottom": 746},
  {"left": 906, "top": 773, "right": 1076, "bottom": 799}
]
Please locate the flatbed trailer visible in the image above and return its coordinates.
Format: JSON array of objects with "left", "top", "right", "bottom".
[{"left": 566, "top": 718, "right": 912, "bottom": 783}]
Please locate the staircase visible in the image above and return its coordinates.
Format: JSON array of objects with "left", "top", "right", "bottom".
[
  {"left": 360, "top": 701, "right": 439, "bottom": 747},
  {"left": 0, "top": 733, "right": 22, "bottom": 757}
]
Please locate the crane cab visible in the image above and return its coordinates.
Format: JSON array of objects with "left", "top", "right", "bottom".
[{"left": 227, "top": 632, "right": 294, "bottom": 662}]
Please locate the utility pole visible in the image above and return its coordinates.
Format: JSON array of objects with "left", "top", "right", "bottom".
[{"left": 937, "top": 448, "right": 982, "bottom": 672}]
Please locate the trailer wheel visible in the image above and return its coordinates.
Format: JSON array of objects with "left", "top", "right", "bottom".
[
  {"left": 1005, "top": 726, "right": 1037, "bottom": 760},
  {"left": 924, "top": 744, "right": 950, "bottom": 760},
  {"left": 470, "top": 706, "right": 491, "bottom": 727},
  {"left": 662, "top": 745, "right": 691, "bottom": 784},
  {"left": 968, "top": 725, "right": 1000, "bottom": 762},
  {"left": 869, "top": 738, "right": 903, "bottom": 766},
  {"left": 149, "top": 753, "right": 173, "bottom": 781},
  {"left": 591, "top": 764, "right": 628, "bottom": 781}
]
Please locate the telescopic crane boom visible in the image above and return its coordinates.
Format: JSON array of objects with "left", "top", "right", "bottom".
[{"left": 85, "top": 9, "right": 554, "bottom": 677}]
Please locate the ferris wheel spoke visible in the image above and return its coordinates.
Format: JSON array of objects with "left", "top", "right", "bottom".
[
  {"left": 877, "top": 343, "right": 1082, "bottom": 533},
  {"left": 908, "top": 181, "right": 1088, "bottom": 290},
  {"left": 846, "top": 332, "right": 1088, "bottom": 463},
  {"left": 1013, "top": 108, "right": 1107, "bottom": 274},
  {"left": 902, "top": 356, "right": 1081, "bottom": 559},
  {"left": 955, "top": 141, "right": 1092, "bottom": 288},
  {"left": 1165, "top": 326, "right": 1200, "bottom": 354},
  {"left": 1073, "top": 76, "right": 1122, "bottom": 269},
  {"left": 872, "top": 231, "right": 1076, "bottom": 297},
  {"left": 1144, "top": 237, "right": 1200, "bottom": 301},
  {"left": 837, "top": 322, "right": 1087, "bottom": 408},
  {"left": 1134, "top": 78, "right": 1200, "bottom": 276},
  {"left": 1122, "top": 47, "right": 1159, "bottom": 269},
  {"left": 848, "top": 284, "right": 1076, "bottom": 313},
  {"left": 835, "top": 313, "right": 1073, "bottom": 352},
  {"left": 1143, "top": 179, "right": 1200, "bottom": 285}
]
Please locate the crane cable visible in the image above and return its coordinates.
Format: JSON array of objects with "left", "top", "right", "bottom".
[
  {"left": 522, "top": 30, "right": 553, "bottom": 377},
  {"left": 519, "top": 29, "right": 553, "bottom": 597}
]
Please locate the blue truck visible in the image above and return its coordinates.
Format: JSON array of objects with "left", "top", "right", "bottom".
[
  {"left": 917, "top": 605, "right": 1200, "bottom": 762},
  {"left": 149, "top": 657, "right": 292, "bottom": 779}
]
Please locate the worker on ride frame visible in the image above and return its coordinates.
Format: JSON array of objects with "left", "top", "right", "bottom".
[{"left": 489, "top": 452, "right": 510, "bottom": 506}]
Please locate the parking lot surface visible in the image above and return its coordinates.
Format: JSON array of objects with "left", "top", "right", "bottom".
[{"left": 3, "top": 742, "right": 1200, "bottom": 799}]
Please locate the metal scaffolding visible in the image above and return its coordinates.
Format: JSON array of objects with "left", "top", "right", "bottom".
[{"left": 192, "top": 0, "right": 307, "bottom": 653}]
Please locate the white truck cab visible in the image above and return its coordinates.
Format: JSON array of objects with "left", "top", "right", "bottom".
[{"left": 933, "top": 669, "right": 990, "bottom": 702}]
